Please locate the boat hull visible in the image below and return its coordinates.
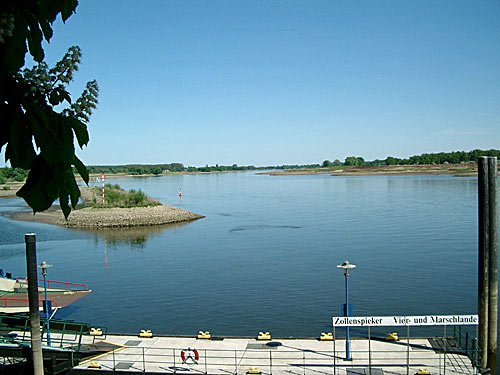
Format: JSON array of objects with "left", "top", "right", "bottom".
[
  {"left": 0, "top": 290, "right": 92, "bottom": 314},
  {"left": 0, "top": 275, "right": 91, "bottom": 314}
]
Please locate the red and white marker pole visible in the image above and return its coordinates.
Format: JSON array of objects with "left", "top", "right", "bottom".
[{"left": 101, "top": 174, "right": 106, "bottom": 206}]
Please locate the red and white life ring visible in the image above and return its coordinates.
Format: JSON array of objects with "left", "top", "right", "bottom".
[{"left": 181, "top": 348, "right": 199, "bottom": 364}]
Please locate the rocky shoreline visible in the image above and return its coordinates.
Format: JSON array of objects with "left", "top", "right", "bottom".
[
  {"left": 11, "top": 205, "right": 204, "bottom": 228},
  {"left": 8, "top": 187, "right": 204, "bottom": 228}
]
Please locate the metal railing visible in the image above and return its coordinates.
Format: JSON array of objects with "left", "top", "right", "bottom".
[
  {"left": 0, "top": 313, "right": 91, "bottom": 351},
  {"left": 84, "top": 341, "right": 479, "bottom": 375},
  {"left": 452, "top": 326, "right": 481, "bottom": 368},
  {"left": 12, "top": 277, "right": 90, "bottom": 291}
]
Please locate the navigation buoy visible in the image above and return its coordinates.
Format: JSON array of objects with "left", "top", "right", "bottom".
[{"left": 179, "top": 188, "right": 183, "bottom": 202}]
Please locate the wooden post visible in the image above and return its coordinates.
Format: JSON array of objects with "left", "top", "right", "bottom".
[
  {"left": 25, "top": 233, "right": 44, "bottom": 375},
  {"left": 478, "top": 157, "right": 490, "bottom": 370},
  {"left": 487, "top": 157, "right": 498, "bottom": 374}
]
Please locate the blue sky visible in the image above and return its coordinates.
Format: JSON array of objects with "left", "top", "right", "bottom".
[{"left": 17, "top": 1, "right": 500, "bottom": 166}]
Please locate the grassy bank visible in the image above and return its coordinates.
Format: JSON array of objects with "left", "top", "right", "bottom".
[{"left": 85, "top": 184, "right": 161, "bottom": 208}]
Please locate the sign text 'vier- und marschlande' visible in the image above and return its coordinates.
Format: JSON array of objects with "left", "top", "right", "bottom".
[{"left": 332, "top": 315, "right": 478, "bottom": 327}]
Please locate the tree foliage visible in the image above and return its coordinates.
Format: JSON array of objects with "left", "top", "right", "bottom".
[
  {"left": 322, "top": 149, "right": 500, "bottom": 168},
  {"left": 344, "top": 156, "right": 365, "bottom": 166},
  {"left": 0, "top": 1, "right": 98, "bottom": 218},
  {"left": 87, "top": 163, "right": 186, "bottom": 175},
  {"left": 0, "top": 167, "right": 28, "bottom": 183},
  {"left": 378, "top": 149, "right": 500, "bottom": 166}
]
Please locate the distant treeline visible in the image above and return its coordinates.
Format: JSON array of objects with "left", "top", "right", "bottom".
[
  {"left": 86, "top": 163, "right": 259, "bottom": 175},
  {"left": 187, "top": 164, "right": 257, "bottom": 173},
  {"left": 87, "top": 163, "right": 185, "bottom": 175},
  {"left": 323, "top": 149, "right": 500, "bottom": 168},
  {"left": 1, "top": 149, "right": 499, "bottom": 182}
]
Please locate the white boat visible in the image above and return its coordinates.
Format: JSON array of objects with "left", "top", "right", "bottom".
[{"left": 0, "top": 273, "right": 91, "bottom": 314}]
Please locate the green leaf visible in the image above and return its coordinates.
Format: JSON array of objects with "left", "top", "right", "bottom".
[
  {"left": 73, "top": 155, "right": 89, "bottom": 185},
  {"left": 38, "top": 19, "right": 54, "bottom": 41},
  {"left": 66, "top": 170, "right": 80, "bottom": 208},
  {"left": 69, "top": 117, "right": 89, "bottom": 148},
  {"left": 61, "top": 90, "right": 72, "bottom": 104},
  {"left": 17, "top": 157, "right": 59, "bottom": 214},
  {"left": 26, "top": 109, "right": 43, "bottom": 148},
  {"left": 61, "top": 0, "right": 78, "bottom": 23},
  {"left": 55, "top": 166, "right": 81, "bottom": 218},
  {"left": 59, "top": 190, "right": 71, "bottom": 219},
  {"left": 6, "top": 110, "right": 36, "bottom": 169},
  {"left": 49, "top": 91, "right": 59, "bottom": 106},
  {"left": 3, "top": 11, "right": 28, "bottom": 72},
  {"left": 26, "top": 23, "right": 44, "bottom": 62}
]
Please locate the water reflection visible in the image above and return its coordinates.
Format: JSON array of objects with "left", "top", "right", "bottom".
[{"left": 76, "top": 221, "right": 192, "bottom": 250}]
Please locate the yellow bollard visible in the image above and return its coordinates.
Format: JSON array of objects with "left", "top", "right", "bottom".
[
  {"left": 139, "top": 329, "right": 153, "bottom": 338},
  {"left": 257, "top": 331, "right": 271, "bottom": 340},
  {"left": 88, "top": 362, "right": 101, "bottom": 369},
  {"left": 320, "top": 332, "right": 334, "bottom": 341},
  {"left": 247, "top": 367, "right": 261, "bottom": 374},
  {"left": 385, "top": 332, "right": 399, "bottom": 341},
  {"left": 90, "top": 327, "right": 103, "bottom": 336},
  {"left": 197, "top": 331, "right": 211, "bottom": 339}
]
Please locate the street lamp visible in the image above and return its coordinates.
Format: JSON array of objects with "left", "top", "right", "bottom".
[
  {"left": 337, "top": 260, "right": 356, "bottom": 360},
  {"left": 39, "top": 261, "right": 52, "bottom": 346}
]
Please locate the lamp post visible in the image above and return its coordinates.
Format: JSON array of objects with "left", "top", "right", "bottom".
[
  {"left": 39, "top": 261, "right": 52, "bottom": 346},
  {"left": 337, "top": 260, "right": 356, "bottom": 360}
]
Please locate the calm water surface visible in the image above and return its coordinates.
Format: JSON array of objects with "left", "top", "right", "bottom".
[{"left": 0, "top": 173, "right": 481, "bottom": 337}]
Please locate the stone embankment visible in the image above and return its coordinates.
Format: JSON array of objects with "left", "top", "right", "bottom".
[
  {"left": 58, "top": 205, "right": 204, "bottom": 228},
  {"left": 9, "top": 187, "right": 204, "bottom": 228}
]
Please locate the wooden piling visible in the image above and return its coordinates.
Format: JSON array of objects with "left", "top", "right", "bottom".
[
  {"left": 487, "top": 157, "right": 498, "bottom": 374},
  {"left": 25, "top": 233, "right": 44, "bottom": 375},
  {"left": 478, "top": 157, "right": 490, "bottom": 370}
]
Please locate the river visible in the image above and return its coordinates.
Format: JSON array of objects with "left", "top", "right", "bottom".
[{"left": 0, "top": 172, "right": 482, "bottom": 338}]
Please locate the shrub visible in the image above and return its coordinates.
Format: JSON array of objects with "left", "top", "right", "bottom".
[{"left": 89, "top": 184, "right": 159, "bottom": 208}]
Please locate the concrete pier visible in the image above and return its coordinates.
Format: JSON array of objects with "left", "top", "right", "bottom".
[{"left": 68, "top": 334, "right": 477, "bottom": 375}]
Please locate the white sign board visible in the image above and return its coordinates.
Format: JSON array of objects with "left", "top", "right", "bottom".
[{"left": 332, "top": 315, "right": 478, "bottom": 327}]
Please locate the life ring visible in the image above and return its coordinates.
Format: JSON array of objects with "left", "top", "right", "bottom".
[{"left": 181, "top": 348, "right": 199, "bottom": 363}]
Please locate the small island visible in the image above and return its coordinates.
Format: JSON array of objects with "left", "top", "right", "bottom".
[{"left": 11, "top": 184, "right": 204, "bottom": 228}]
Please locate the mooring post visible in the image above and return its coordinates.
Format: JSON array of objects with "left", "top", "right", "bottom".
[
  {"left": 487, "top": 157, "right": 498, "bottom": 374},
  {"left": 25, "top": 233, "right": 44, "bottom": 375},
  {"left": 478, "top": 157, "right": 490, "bottom": 371}
]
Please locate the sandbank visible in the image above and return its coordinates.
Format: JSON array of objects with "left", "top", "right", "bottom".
[{"left": 11, "top": 205, "right": 204, "bottom": 228}]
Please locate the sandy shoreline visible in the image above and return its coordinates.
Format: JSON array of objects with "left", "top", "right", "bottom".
[
  {"left": 258, "top": 164, "right": 477, "bottom": 177},
  {"left": 5, "top": 186, "right": 204, "bottom": 228},
  {"left": 11, "top": 205, "right": 204, "bottom": 228},
  {"left": 0, "top": 182, "right": 24, "bottom": 198}
]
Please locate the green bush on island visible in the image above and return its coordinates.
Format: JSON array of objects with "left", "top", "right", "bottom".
[
  {"left": 90, "top": 184, "right": 160, "bottom": 208},
  {"left": 0, "top": 168, "right": 29, "bottom": 183}
]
